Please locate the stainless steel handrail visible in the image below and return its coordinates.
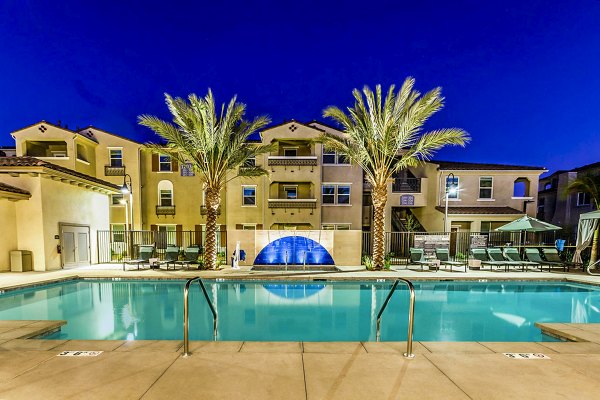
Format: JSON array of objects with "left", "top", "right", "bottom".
[
  {"left": 183, "top": 277, "right": 218, "bottom": 357},
  {"left": 376, "top": 278, "right": 416, "bottom": 359}
]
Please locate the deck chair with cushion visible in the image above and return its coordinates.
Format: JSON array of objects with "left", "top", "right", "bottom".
[
  {"left": 409, "top": 248, "right": 438, "bottom": 272},
  {"left": 175, "top": 245, "right": 201, "bottom": 270},
  {"left": 503, "top": 248, "right": 540, "bottom": 272},
  {"left": 524, "top": 248, "right": 561, "bottom": 272},
  {"left": 435, "top": 248, "right": 466, "bottom": 272},
  {"left": 123, "top": 245, "right": 155, "bottom": 271},
  {"left": 470, "top": 248, "right": 508, "bottom": 272},
  {"left": 541, "top": 248, "right": 570, "bottom": 272},
  {"left": 487, "top": 248, "right": 524, "bottom": 272},
  {"left": 159, "top": 245, "right": 180, "bottom": 270}
]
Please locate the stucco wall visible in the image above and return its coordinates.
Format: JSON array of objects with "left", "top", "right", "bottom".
[
  {"left": 0, "top": 200, "right": 18, "bottom": 271},
  {"left": 40, "top": 178, "right": 110, "bottom": 269},
  {"left": 332, "top": 230, "right": 362, "bottom": 266}
]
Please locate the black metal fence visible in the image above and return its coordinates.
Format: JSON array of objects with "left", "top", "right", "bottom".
[
  {"left": 361, "top": 230, "right": 581, "bottom": 265},
  {"left": 97, "top": 229, "right": 227, "bottom": 263}
]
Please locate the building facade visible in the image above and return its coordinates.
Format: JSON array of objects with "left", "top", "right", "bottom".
[
  {"left": 1, "top": 119, "right": 547, "bottom": 267},
  {"left": 538, "top": 162, "right": 600, "bottom": 233}
]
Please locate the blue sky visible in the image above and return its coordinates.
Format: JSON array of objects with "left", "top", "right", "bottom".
[{"left": 1, "top": 0, "right": 599, "bottom": 172}]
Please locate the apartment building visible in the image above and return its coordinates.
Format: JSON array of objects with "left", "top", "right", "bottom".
[
  {"left": 1, "top": 119, "right": 547, "bottom": 267},
  {"left": 372, "top": 160, "right": 546, "bottom": 234},
  {"left": 538, "top": 161, "right": 600, "bottom": 233}
]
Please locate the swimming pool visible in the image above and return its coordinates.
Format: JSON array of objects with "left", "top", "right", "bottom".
[{"left": 0, "top": 279, "right": 599, "bottom": 342}]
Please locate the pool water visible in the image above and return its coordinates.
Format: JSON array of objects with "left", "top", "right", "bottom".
[{"left": 0, "top": 280, "right": 599, "bottom": 342}]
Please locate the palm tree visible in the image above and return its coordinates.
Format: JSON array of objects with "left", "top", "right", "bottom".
[
  {"left": 139, "top": 91, "right": 273, "bottom": 270},
  {"left": 566, "top": 174, "right": 600, "bottom": 264},
  {"left": 319, "top": 78, "right": 469, "bottom": 270}
]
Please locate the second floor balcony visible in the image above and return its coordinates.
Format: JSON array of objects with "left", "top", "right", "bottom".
[
  {"left": 392, "top": 178, "right": 422, "bottom": 193},
  {"left": 268, "top": 198, "right": 317, "bottom": 209},
  {"left": 156, "top": 205, "right": 176, "bottom": 216},
  {"left": 268, "top": 156, "right": 318, "bottom": 166},
  {"left": 104, "top": 165, "right": 126, "bottom": 176}
]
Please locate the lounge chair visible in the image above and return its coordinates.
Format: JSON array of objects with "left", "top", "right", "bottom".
[
  {"left": 524, "top": 248, "right": 561, "bottom": 272},
  {"left": 503, "top": 248, "right": 540, "bottom": 271},
  {"left": 541, "top": 248, "right": 570, "bottom": 272},
  {"left": 409, "top": 248, "right": 438, "bottom": 272},
  {"left": 470, "top": 248, "right": 509, "bottom": 272},
  {"left": 159, "top": 245, "right": 180, "bottom": 270},
  {"left": 123, "top": 245, "right": 154, "bottom": 271},
  {"left": 175, "top": 245, "right": 200, "bottom": 270},
  {"left": 435, "top": 248, "right": 466, "bottom": 272},
  {"left": 487, "top": 248, "right": 524, "bottom": 272}
]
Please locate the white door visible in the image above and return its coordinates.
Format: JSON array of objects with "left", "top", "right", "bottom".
[{"left": 61, "top": 225, "right": 91, "bottom": 268}]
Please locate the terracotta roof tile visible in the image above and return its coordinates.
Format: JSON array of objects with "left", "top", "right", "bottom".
[
  {"left": 0, "top": 157, "right": 120, "bottom": 191},
  {"left": 433, "top": 160, "right": 546, "bottom": 171},
  {"left": 435, "top": 206, "right": 524, "bottom": 215},
  {"left": 0, "top": 182, "right": 30, "bottom": 196}
]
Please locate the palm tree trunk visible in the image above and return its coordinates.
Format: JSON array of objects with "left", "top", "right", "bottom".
[
  {"left": 372, "top": 185, "right": 388, "bottom": 270},
  {"left": 204, "top": 187, "right": 221, "bottom": 270},
  {"left": 590, "top": 226, "right": 599, "bottom": 265}
]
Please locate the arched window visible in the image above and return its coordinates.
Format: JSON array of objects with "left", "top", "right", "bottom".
[
  {"left": 513, "top": 178, "right": 530, "bottom": 197},
  {"left": 158, "top": 180, "right": 174, "bottom": 206}
]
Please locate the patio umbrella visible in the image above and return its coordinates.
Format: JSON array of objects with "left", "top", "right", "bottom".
[
  {"left": 495, "top": 216, "right": 562, "bottom": 248},
  {"left": 495, "top": 216, "right": 562, "bottom": 233}
]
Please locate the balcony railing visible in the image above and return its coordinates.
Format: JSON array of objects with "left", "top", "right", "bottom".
[
  {"left": 268, "top": 156, "right": 318, "bottom": 166},
  {"left": 105, "top": 165, "right": 126, "bottom": 176},
  {"left": 156, "top": 205, "right": 176, "bottom": 215},
  {"left": 392, "top": 178, "right": 421, "bottom": 193},
  {"left": 268, "top": 199, "right": 317, "bottom": 209},
  {"left": 200, "top": 205, "right": 222, "bottom": 215}
]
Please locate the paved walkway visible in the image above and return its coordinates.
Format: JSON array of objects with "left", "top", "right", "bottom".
[{"left": 1, "top": 266, "right": 600, "bottom": 399}]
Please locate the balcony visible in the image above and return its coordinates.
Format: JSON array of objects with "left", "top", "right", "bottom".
[
  {"left": 268, "top": 199, "right": 317, "bottom": 209},
  {"left": 268, "top": 156, "right": 318, "bottom": 166},
  {"left": 105, "top": 165, "right": 126, "bottom": 176},
  {"left": 392, "top": 178, "right": 421, "bottom": 193},
  {"left": 156, "top": 205, "right": 176, "bottom": 216},
  {"left": 200, "top": 205, "right": 222, "bottom": 215}
]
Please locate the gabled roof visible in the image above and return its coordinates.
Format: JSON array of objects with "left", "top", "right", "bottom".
[
  {"left": 435, "top": 206, "right": 524, "bottom": 215},
  {"left": 77, "top": 125, "right": 143, "bottom": 144},
  {"left": 433, "top": 160, "right": 546, "bottom": 171},
  {"left": 11, "top": 121, "right": 99, "bottom": 144},
  {"left": 0, "top": 182, "right": 31, "bottom": 200},
  {"left": 307, "top": 120, "right": 344, "bottom": 132},
  {"left": 261, "top": 119, "right": 325, "bottom": 134},
  {"left": 0, "top": 157, "right": 120, "bottom": 192}
]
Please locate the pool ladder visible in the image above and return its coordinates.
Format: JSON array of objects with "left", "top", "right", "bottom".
[
  {"left": 183, "top": 277, "right": 218, "bottom": 357},
  {"left": 376, "top": 278, "right": 416, "bottom": 359}
]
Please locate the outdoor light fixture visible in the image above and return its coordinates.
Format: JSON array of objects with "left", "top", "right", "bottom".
[
  {"left": 444, "top": 173, "right": 458, "bottom": 233},
  {"left": 121, "top": 174, "right": 134, "bottom": 229}
]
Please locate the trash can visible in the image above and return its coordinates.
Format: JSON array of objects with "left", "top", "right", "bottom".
[{"left": 10, "top": 250, "right": 33, "bottom": 272}]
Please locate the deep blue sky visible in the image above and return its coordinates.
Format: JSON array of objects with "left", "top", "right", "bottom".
[{"left": 1, "top": 0, "right": 599, "bottom": 173}]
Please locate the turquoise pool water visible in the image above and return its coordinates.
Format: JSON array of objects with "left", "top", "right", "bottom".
[{"left": 0, "top": 280, "right": 599, "bottom": 341}]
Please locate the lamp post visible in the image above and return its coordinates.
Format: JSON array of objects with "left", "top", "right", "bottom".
[
  {"left": 444, "top": 173, "right": 457, "bottom": 233},
  {"left": 121, "top": 174, "right": 134, "bottom": 230}
]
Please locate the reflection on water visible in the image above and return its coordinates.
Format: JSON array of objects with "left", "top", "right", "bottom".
[{"left": 0, "top": 280, "right": 599, "bottom": 342}]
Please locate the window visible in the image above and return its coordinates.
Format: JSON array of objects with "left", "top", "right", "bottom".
[
  {"left": 160, "top": 190, "right": 173, "bottom": 206},
  {"left": 446, "top": 176, "right": 459, "bottom": 199},
  {"left": 242, "top": 186, "right": 256, "bottom": 206},
  {"left": 322, "top": 184, "right": 351, "bottom": 205},
  {"left": 242, "top": 224, "right": 256, "bottom": 230},
  {"left": 323, "top": 149, "right": 350, "bottom": 165},
  {"left": 180, "top": 162, "right": 195, "bottom": 176},
  {"left": 159, "top": 154, "right": 172, "bottom": 172},
  {"left": 322, "top": 224, "right": 351, "bottom": 230},
  {"left": 322, "top": 185, "right": 335, "bottom": 204},
  {"left": 481, "top": 221, "right": 509, "bottom": 232},
  {"left": 158, "top": 225, "right": 176, "bottom": 232},
  {"left": 111, "top": 194, "right": 124, "bottom": 205},
  {"left": 111, "top": 224, "right": 125, "bottom": 242},
  {"left": 243, "top": 157, "right": 256, "bottom": 167},
  {"left": 157, "top": 180, "right": 174, "bottom": 206},
  {"left": 479, "top": 177, "right": 493, "bottom": 199},
  {"left": 513, "top": 178, "right": 530, "bottom": 197},
  {"left": 283, "top": 148, "right": 297, "bottom": 157},
  {"left": 284, "top": 186, "right": 297, "bottom": 199},
  {"left": 577, "top": 192, "right": 591, "bottom": 206},
  {"left": 109, "top": 149, "right": 123, "bottom": 167}
]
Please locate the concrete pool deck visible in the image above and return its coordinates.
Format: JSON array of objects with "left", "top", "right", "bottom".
[{"left": 1, "top": 265, "right": 600, "bottom": 399}]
